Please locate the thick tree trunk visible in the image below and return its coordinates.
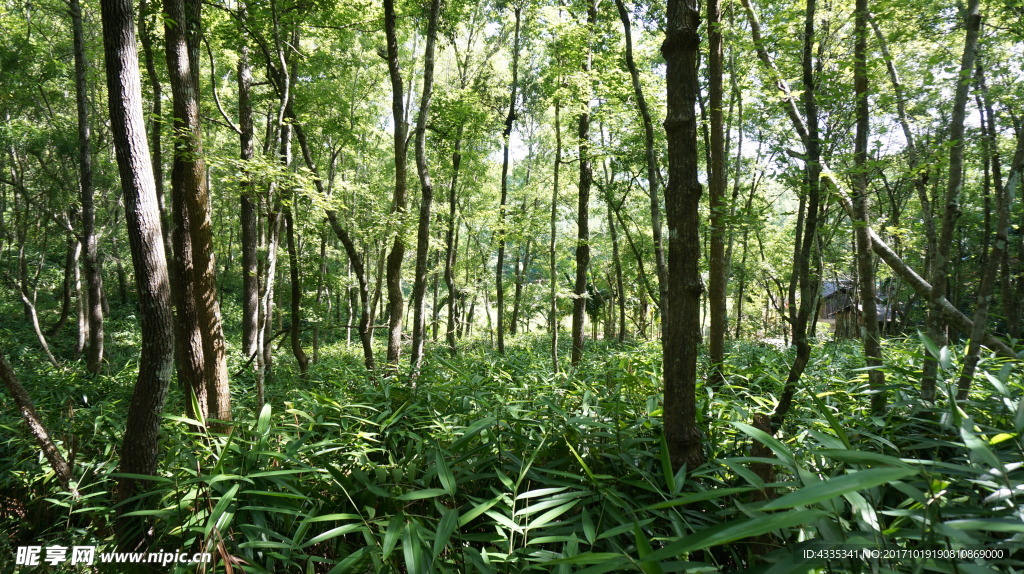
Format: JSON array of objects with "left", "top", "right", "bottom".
[
  {"left": 853, "top": 0, "right": 886, "bottom": 416},
  {"left": 662, "top": 0, "right": 705, "bottom": 471},
  {"left": 71, "top": 0, "right": 105, "bottom": 373},
  {"left": 410, "top": 0, "right": 441, "bottom": 377},
  {"left": 383, "top": 0, "right": 407, "bottom": 367},
  {"left": 164, "top": 0, "right": 231, "bottom": 424},
  {"left": 100, "top": 0, "right": 175, "bottom": 547}
]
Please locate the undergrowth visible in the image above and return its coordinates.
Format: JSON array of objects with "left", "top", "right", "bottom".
[{"left": 1, "top": 334, "right": 1022, "bottom": 572}]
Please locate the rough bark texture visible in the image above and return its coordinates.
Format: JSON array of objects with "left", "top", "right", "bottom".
[
  {"left": 383, "top": 0, "right": 408, "bottom": 367},
  {"left": 707, "top": 0, "right": 727, "bottom": 387},
  {"left": 853, "top": 0, "right": 886, "bottom": 416},
  {"left": 410, "top": 0, "right": 442, "bottom": 376},
  {"left": 662, "top": 0, "right": 705, "bottom": 471},
  {"left": 444, "top": 129, "right": 463, "bottom": 350},
  {"left": 100, "top": 0, "right": 175, "bottom": 547},
  {"left": 164, "top": 0, "right": 231, "bottom": 423},
  {"left": 71, "top": 0, "right": 105, "bottom": 374}
]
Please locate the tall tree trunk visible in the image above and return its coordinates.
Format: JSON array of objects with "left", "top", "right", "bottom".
[
  {"left": 922, "top": 0, "right": 981, "bottom": 401},
  {"left": 71, "top": 0, "right": 105, "bottom": 373},
  {"left": 285, "top": 205, "right": 308, "bottom": 375},
  {"left": 444, "top": 128, "right": 463, "bottom": 349},
  {"left": 706, "top": 0, "right": 727, "bottom": 387},
  {"left": 383, "top": 0, "right": 408, "bottom": 367},
  {"left": 741, "top": 0, "right": 1014, "bottom": 359},
  {"left": 550, "top": 100, "right": 562, "bottom": 373},
  {"left": 164, "top": 0, "right": 231, "bottom": 424},
  {"left": 958, "top": 83, "right": 1024, "bottom": 399},
  {"left": 853, "top": 0, "right": 885, "bottom": 416},
  {"left": 572, "top": 1, "right": 596, "bottom": 368},
  {"left": 410, "top": 0, "right": 442, "bottom": 377},
  {"left": 138, "top": 0, "right": 170, "bottom": 259},
  {"left": 768, "top": 0, "right": 822, "bottom": 434},
  {"left": 238, "top": 1, "right": 260, "bottom": 367},
  {"left": 615, "top": 0, "right": 666, "bottom": 314},
  {"left": 496, "top": 5, "right": 523, "bottom": 355},
  {"left": 99, "top": 0, "right": 175, "bottom": 546},
  {"left": 662, "top": 0, "right": 705, "bottom": 471}
]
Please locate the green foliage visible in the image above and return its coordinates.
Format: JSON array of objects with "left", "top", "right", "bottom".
[{"left": 3, "top": 336, "right": 1023, "bottom": 572}]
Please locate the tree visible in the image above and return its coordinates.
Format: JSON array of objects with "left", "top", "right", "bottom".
[
  {"left": 496, "top": 4, "right": 523, "bottom": 356},
  {"left": 853, "top": 0, "right": 886, "bottom": 416},
  {"left": 571, "top": 0, "right": 596, "bottom": 368},
  {"left": 164, "top": 0, "right": 232, "bottom": 423},
  {"left": 383, "top": 0, "right": 408, "bottom": 367},
  {"left": 410, "top": 0, "right": 443, "bottom": 376},
  {"left": 71, "top": 0, "right": 104, "bottom": 374},
  {"left": 662, "top": 0, "right": 704, "bottom": 471},
  {"left": 99, "top": 0, "right": 175, "bottom": 545}
]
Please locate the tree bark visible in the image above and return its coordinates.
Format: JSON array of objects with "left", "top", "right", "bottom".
[
  {"left": 100, "top": 0, "right": 175, "bottom": 546},
  {"left": 164, "top": 0, "right": 231, "bottom": 423},
  {"left": 707, "top": 0, "right": 727, "bottom": 387},
  {"left": 923, "top": 0, "right": 981, "bottom": 401},
  {"left": 410, "top": 0, "right": 442, "bottom": 377},
  {"left": 550, "top": 100, "right": 562, "bottom": 373},
  {"left": 383, "top": 0, "right": 408, "bottom": 367},
  {"left": 614, "top": 0, "right": 666, "bottom": 314},
  {"left": 496, "top": 5, "right": 522, "bottom": 355},
  {"left": 662, "top": 0, "right": 705, "bottom": 471},
  {"left": 238, "top": 1, "right": 260, "bottom": 367},
  {"left": 71, "top": 0, "right": 105, "bottom": 373},
  {"left": 572, "top": 0, "right": 596, "bottom": 368},
  {"left": 853, "top": 0, "right": 886, "bottom": 416}
]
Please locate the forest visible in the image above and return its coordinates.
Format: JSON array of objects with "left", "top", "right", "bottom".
[{"left": 1, "top": 0, "right": 1023, "bottom": 570}]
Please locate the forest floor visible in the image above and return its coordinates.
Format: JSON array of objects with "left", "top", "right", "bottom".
[{"left": 2, "top": 323, "right": 1023, "bottom": 572}]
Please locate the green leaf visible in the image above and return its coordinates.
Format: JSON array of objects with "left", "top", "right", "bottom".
[
  {"left": 433, "top": 507, "right": 459, "bottom": 557},
  {"left": 303, "top": 523, "right": 364, "bottom": 547},
  {"left": 645, "top": 509, "right": 829, "bottom": 561},
  {"left": 205, "top": 483, "right": 240, "bottom": 537},
  {"left": 760, "top": 467, "right": 916, "bottom": 511},
  {"left": 732, "top": 422, "right": 798, "bottom": 469},
  {"left": 397, "top": 488, "right": 448, "bottom": 501},
  {"left": 436, "top": 450, "right": 456, "bottom": 495}
]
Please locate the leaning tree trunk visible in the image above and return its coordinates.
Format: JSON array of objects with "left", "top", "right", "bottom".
[
  {"left": 1, "top": 353, "right": 77, "bottom": 495},
  {"left": 615, "top": 0, "right": 665, "bottom": 315},
  {"left": 662, "top": 0, "right": 705, "bottom": 471},
  {"left": 100, "top": 0, "right": 176, "bottom": 547}
]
